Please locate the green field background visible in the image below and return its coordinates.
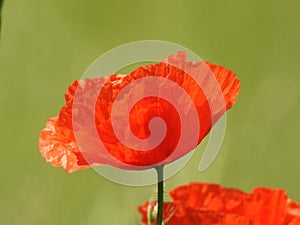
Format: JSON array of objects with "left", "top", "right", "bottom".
[{"left": 1, "top": 0, "right": 300, "bottom": 224}]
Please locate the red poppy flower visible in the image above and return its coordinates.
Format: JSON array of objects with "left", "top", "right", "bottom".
[
  {"left": 138, "top": 183, "right": 300, "bottom": 225},
  {"left": 38, "top": 52, "right": 240, "bottom": 172}
]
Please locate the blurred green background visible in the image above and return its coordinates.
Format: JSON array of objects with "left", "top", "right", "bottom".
[{"left": 1, "top": 0, "right": 300, "bottom": 224}]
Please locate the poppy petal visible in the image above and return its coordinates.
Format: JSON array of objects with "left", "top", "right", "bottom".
[
  {"left": 138, "top": 201, "right": 262, "bottom": 225},
  {"left": 38, "top": 52, "right": 240, "bottom": 172},
  {"left": 167, "top": 183, "right": 300, "bottom": 225}
]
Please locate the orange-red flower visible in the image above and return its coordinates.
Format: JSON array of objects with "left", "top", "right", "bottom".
[
  {"left": 38, "top": 52, "right": 240, "bottom": 172},
  {"left": 138, "top": 183, "right": 300, "bottom": 225}
]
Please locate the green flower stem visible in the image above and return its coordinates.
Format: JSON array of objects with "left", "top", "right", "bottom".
[{"left": 155, "top": 166, "right": 164, "bottom": 225}]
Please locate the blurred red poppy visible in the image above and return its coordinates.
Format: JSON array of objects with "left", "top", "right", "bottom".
[
  {"left": 138, "top": 183, "right": 300, "bottom": 225},
  {"left": 38, "top": 52, "right": 240, "bottom": 172}
]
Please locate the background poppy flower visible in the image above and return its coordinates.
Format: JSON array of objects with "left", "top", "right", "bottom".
[
  {"left": 138, "top": 183, "right": 300, "bottom": 225},
  {"left": 39, "top": 52, "right": 240, "bottom": 172}
]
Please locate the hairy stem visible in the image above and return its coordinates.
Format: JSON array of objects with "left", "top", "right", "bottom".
[{"left": 155, "top": 166, "right": 164, "bottom": 225}]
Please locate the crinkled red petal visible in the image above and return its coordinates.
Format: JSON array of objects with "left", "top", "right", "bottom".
[
  {"left": 168, "top": 183, "right": 300, "bottom": 225},
  {"left": 138, "top": 201, "right": 262, "bottom": 225},
  {"left": 38, "top": 52, "right": 240, "bottom": 172}
]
